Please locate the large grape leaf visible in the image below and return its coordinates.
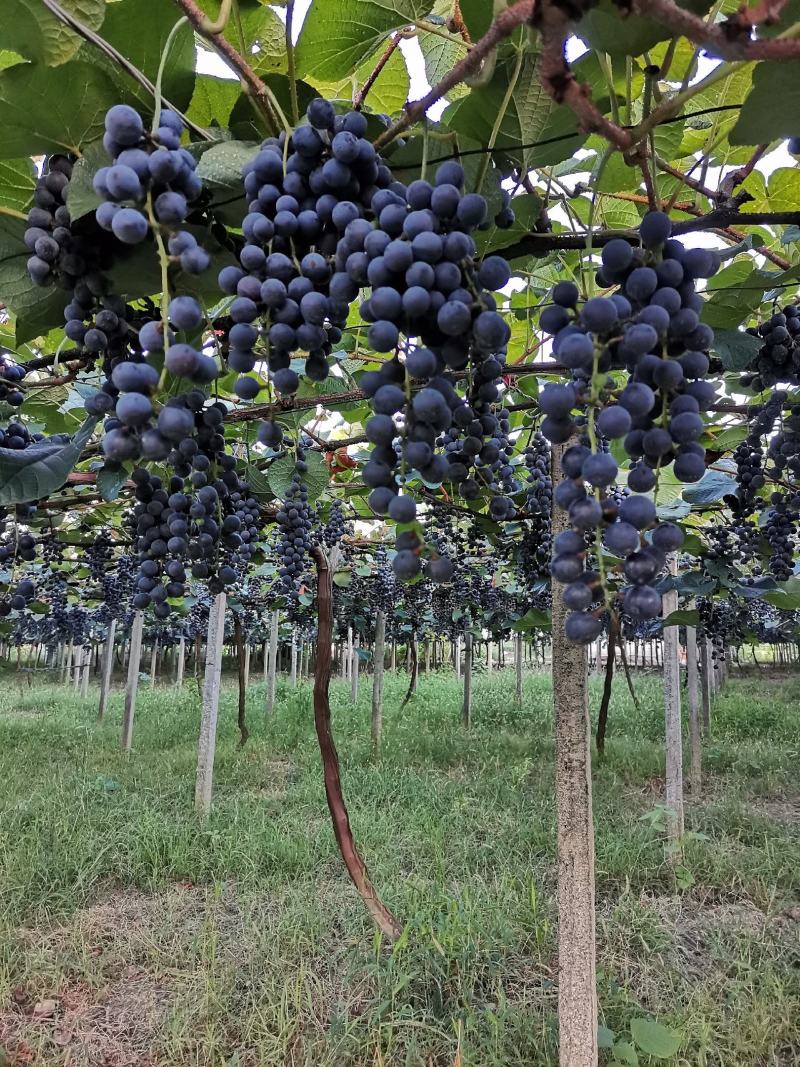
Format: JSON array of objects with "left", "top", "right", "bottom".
[
  {"left": 0, "top": 159, "right": 35, "bottom": 214},
  {"left": 307, "top": 42, "right": 410, "bottom": 115},
  {"left": 0, "top": 416, "right": 97, "bottom": 505},
  {"left": 78, "top": 0, "right": 196, "bottom": 114},
  {"left": 3, "top": 0, "right": 106, "bottom": 67},
  {"left": 577, "top": 0, "right": 713, "bottom": 56},
  {"left": 186, "top": 75, "right": 242, "bottom": 131},
  {"left": 0, "top": 60, "right": 117, "bottom": 159},
  {"left": 295, "top": 0, "right": 429, "bottom": 81},
  {"left": 712, "top": 329, "right": 761, "bottom": 371},
  {"left": 731, "top": 61, "right": 800, "bottom": 144},
  {"left": 267, "top": 451, "right": 328, "bottom": 502}
]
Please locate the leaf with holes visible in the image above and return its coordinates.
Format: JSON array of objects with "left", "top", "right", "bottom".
[{"left": 0, "top": 416, "right": 97, "bottom": 505}]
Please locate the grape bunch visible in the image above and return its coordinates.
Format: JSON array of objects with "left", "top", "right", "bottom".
[
  {"left": 220, "top": 99, "right": 387, "bottom": 399},
  {"left": 94, "top": 105, "right": 203, "bottom": 250},
  {"left": 320, "top": 499, "right": 350, "bottom": 548},
  {"left": 539, "top": 211, "right": 719, "bottom": 641},
  {"left": 123, "top": 404, "right": 262, "bottom": 616},
  {"left": 742, "top": 304, "right": 800, "bottom": 390},
  {"left": 274, "top": 452, "right": 314, "bottom": 593},
  {"left": 0, "top": 354, "right": 26, "bottom": 408},
  {"left": 764, "top": 492, "right": 799, "bottom": 581},
  {"left": 24, "top": 155, "right": 99, "bottom": 289}
]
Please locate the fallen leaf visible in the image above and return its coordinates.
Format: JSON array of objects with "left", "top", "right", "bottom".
[{"left": 32, "top": 998, "right": 57, "bottom": 1019}]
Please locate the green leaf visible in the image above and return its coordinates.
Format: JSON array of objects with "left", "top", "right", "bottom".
[
  {"left": 475, "top": 193, "right": 543, "bottom": 256},
  {"left": 80, "top": 0, "right": 196, "bottom": 114},
  {"left": 445, "top": 51, "right": 557, "bottom": 174},
  {"left": 578, "top": 0, "right": 712, "bottom": 56},
  {"left": 186, "top": 74, "right": 241, "bottom": 131},
  {"left": 612, "top": 1040, "right": 639, "bottom": 1066},
  {"left": 0, "top": 215, "right": 69, "bottom": 343},
  {"left": 683, "top": 466, "right": 737, "bottom": 505},
  {"left": 248, "top": 5, "right": 290, "bottom": 76},
  {"left": 598, "top": 1025, "right": 616, "bottom": 1050},
  {"left": 65, "top": 139, "right": 108, "bottom": 221},
  {"left": 418, "top": 14, "right": 469, "bottom": 103},
  {"left": 458, "top": 0, "right": 491, "bottom": 40},
  {"left": 0, "top": 416, "right": 97, "bottom": 505},
  {"left": 3, "top": 0, "right": 106, "bottom": 67},
  {"left": 267, "top": 451, "right": 329, "bottom": 503},
  {"left": 333, "top": 570, "right": 352, "bottom": 587},
  {"left": 701, "top": 262, "right": 764, "bottom": 329},
  {"left": 196, "top": 139, "right": 257, "bottom": 188},
  {"left": 662, "top": 609, "right": 700, "bottom": 627},
  {"left": 0, "top": 158, "right": 35, "bottom": 214},
  {"left": 630, "top": 1018, "right": 683, "bottom": 1059},
  {"left": 295, "top": 0, "right": 429, "bottom": 81},
  {"left": 712, "top": 328, "right": 760, "bottom": 371},
  {"left": 96, "top": 464, "right": 129, "bottom": 502},
  {"left": 308, "top": 41, "right": 411, "bottom": 115},
  {"left": 731, "top": 61, "right": 800, "bottom": 144},
  {"left": 741, "top": 167, "right": 800, "bottom": 213},
  {"left": 243, "top": 463, "right": 274, "bottom": 501},
  {"left": 0, "top": 60, "right": 117, "bottom": 159}
]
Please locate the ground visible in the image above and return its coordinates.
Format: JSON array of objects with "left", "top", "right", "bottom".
[{"left": 0, "top": 664, "right": 797, "bottom": 1066}]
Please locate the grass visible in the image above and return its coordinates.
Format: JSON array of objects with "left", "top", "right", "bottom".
[{"left": 0, "top": 663, "right": 798, "bottom": 1065}]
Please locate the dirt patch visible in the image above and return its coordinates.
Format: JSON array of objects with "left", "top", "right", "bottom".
[
  {"left": 0, "top": 886, "right": 230, "bottom": 1066},
  {"left": 749, "top": 794, "right": 800, "bottom": 828},
  {"left": 640, "top": 894, "right": 800, "bottom": 981}
]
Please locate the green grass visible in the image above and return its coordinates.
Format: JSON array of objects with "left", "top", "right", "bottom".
[{"left": 0, "top": 665, "right": 798, "bottom": 1065}]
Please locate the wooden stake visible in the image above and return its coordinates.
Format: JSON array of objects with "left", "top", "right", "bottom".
[
  {"left": 195, "top": 592, "right": 227, "bottom": 816},
  {"left": 371, "top": 611, "right": 386, "bottom": 756},
  {"left": 662, "top": 556, "right": 685, "bottom": 854},
  {"left": 121, "top": 612, "right": 144, "bottom": 753}
]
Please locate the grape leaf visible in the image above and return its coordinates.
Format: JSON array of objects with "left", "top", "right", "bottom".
[
  {"left": 308, "top": 41, "right": 411, "bottom": 116},
  {"left": 65, "top": 139, "right": 108, "bottom": 221},
  {"left": 712, "top": 328, "right": 761, "bottom": 371},
  {"left": 0, "top": 60, "right": 117, "bottom": 160},
  {"left": 731, "top": 60, "right": 800, "bottom": 144},
  {"left": 267, "top": 451, "right": 328, "bottom": 502},
  {"left": 295, "top": 0, "right": 429, "bottom": 81},
  {"left": 0, "top": 158, "right": 35, "bottom": 214},
  {"left": 96, "top": 464, "right": 129, "bottom": 502},
  {"left": 78, "top": 0, "right": 196, "bottom": 113},
  {"left": 0, "top": 416, "right": 97, "bottom": 505},
  {"left": 186, "top": 74, "right": 242, "bottom": 131},
  {"left": 3, "top": 0, "right": 106, "bottom": 68}
]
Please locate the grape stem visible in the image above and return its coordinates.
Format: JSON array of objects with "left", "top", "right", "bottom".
[
  {"left": 285, "top": 0, "right": 300, "bottom": 126},
  {"left": 151, "top": 16, "right": 189, "bottom": 137}
]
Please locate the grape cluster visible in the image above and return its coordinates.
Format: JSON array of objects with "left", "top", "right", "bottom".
[
  {"left": 743, "top": 304, "right": 800, "bottom": 389},
  {"left": 0, "top": 420, "right": 49, "bottom": 452},
  {"left": 94, "top": 105, "right": 203, "bottom": 250},
  {"left": 320, "top": 499, "right": 349, "bottom": 547},
  {"left": 0, "top": 354, "right": 26, "bottom": 408},
  {"left": 123, "top": 406, "right": 262, "bottom": 616},
  {"left": 221, "top": 100, "right": 386, "bottom": 399},
  {"left": 540, "top": 211, "right": 718, "bottom": 641},
  {"left": 764, "top": 492, "right": 799, "bottom": 581},
  {"left": 522, "top": 431, "right": 552, "bottom": 561},
  {"left": 274, "top": 451, "right": 314, "bottom": 592},
  {"left": 25, "top": 155, "right": 93, "bottom": 288}
]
